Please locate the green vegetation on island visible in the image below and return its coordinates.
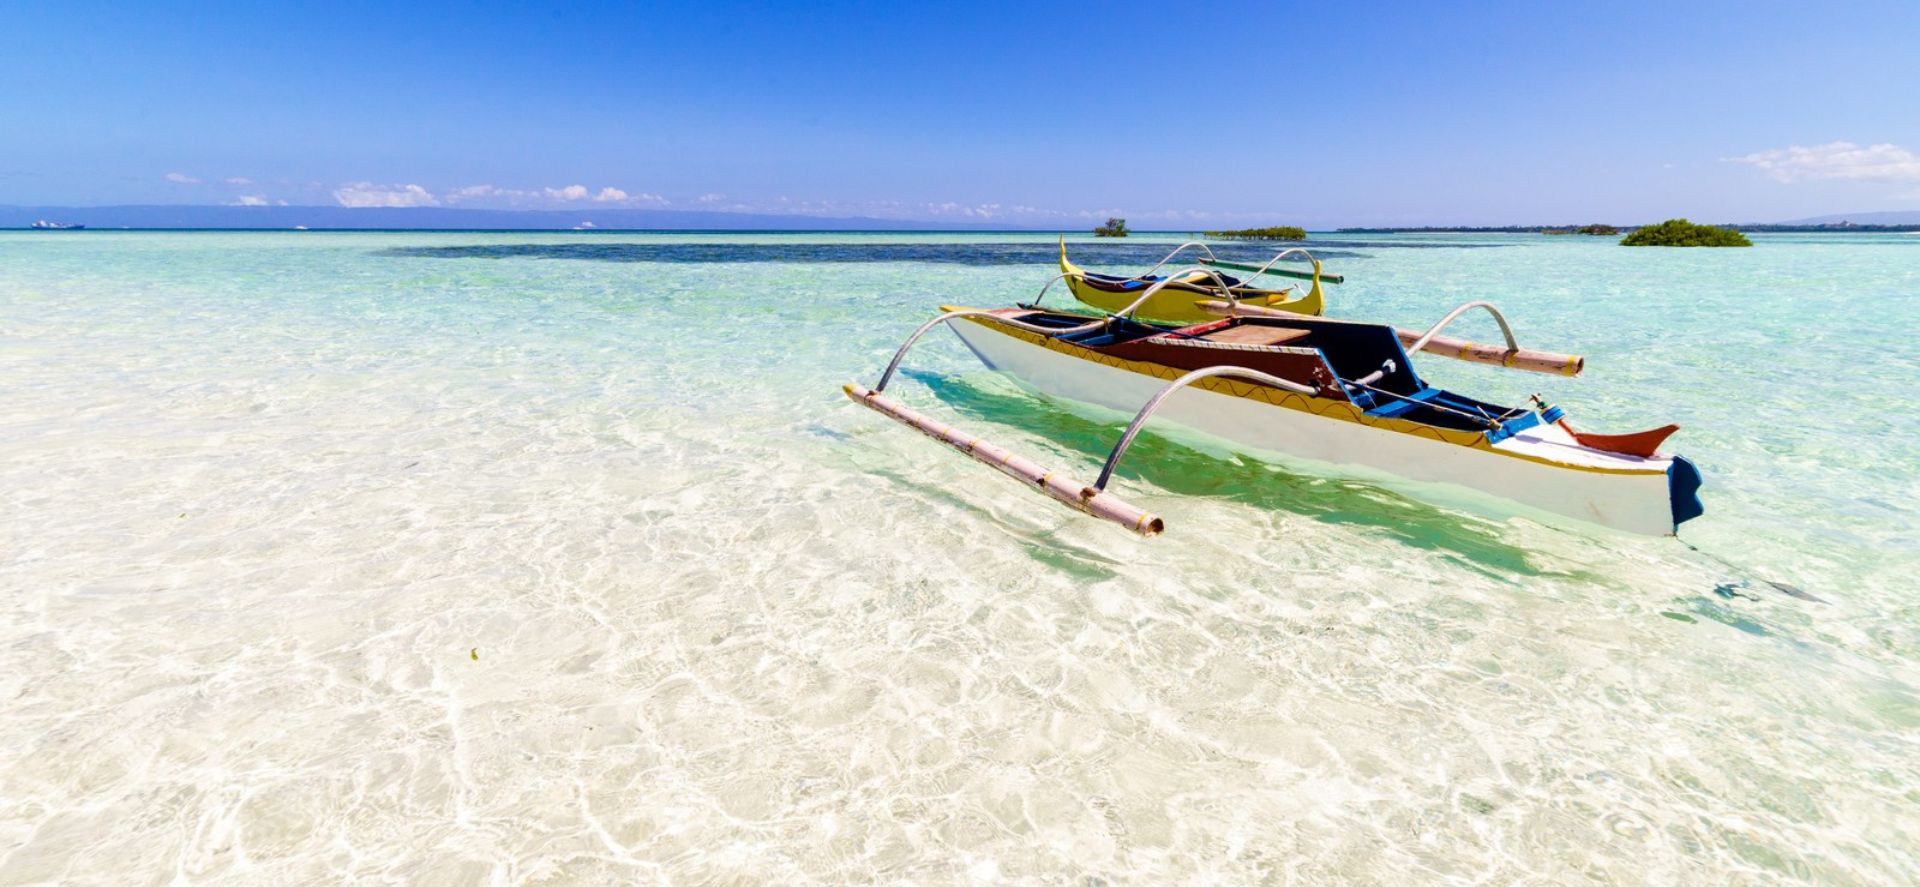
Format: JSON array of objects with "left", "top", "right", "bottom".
[
  {"left": 1337, "top": 222, "right": 1914, "bottom": 234},
  {"left": 1092, "top": 217, "right": 1129, "bottom": 237},
  {"left": 1620, "top": 219, "right": 1752, "bottom": 247},
  {"left": 1545, "top": 223, "right": 1619, "bottom": 236},
  {"left": 1203, "top": 225, "right": 1307, "bottom": 241}
]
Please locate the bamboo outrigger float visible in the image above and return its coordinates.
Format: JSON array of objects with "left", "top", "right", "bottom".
[{"left": 845, "top": 243, "right": 1703, "bottom": 537}]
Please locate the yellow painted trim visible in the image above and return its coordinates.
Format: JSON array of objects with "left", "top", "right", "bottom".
[{"left": 941, "top": 307, "right": 1663, "bottom": 477}]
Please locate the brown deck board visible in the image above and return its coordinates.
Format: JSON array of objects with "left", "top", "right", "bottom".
[{"left": 1200, "top": 325, "right": 1311, "bottom": 347}]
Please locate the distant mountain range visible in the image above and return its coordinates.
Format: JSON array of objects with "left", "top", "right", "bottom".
[
  {"left": 1340, "top": 212, "right": 1920, "bottom": 234},
  {"left": 0, "top": 204, "right": 1041, "bottom": 231},
  {"left": 1775, "top": 211, "right": 1920, "bottom": 226},
  {"left": 6, "top": 203, "right": 1919, "bottom": 232}
]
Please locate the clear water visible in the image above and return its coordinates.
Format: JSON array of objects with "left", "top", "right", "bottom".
[{"left": 2, "top": 230, "right": 1916, "bottom": 883}]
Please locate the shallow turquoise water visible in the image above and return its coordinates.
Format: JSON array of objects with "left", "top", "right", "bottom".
[{"left": 1, "top": 230, "right": 1916, "bottom": 882}]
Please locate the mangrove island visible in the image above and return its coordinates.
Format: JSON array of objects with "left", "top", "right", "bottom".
[
  {"left": 1621, "top": 218, "right": 1752, "bottom": 247},
  {"left": 1203, "top": 225, "right": 1307, "bottom": 241}
]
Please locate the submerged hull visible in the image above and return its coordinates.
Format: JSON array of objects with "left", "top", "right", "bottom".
[{"left": 948, "top": 315, "right": 1698, "bottom": 536}]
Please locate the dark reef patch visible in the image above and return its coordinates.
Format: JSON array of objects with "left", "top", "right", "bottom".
[{"left": 374, "top": 239, "right": 1493, "bottom": 267}]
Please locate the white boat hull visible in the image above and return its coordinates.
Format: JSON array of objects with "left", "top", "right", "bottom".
[{"left": 948, "top": 319, "right": 1691, "bottom": 536}]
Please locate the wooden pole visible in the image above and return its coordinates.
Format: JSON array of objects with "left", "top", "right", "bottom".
[{"left": 843, "top": 384, "right": 1165, "bottom": 536}]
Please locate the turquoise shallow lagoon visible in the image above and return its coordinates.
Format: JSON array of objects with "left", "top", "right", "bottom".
[{"left": 2, "top": 230, "right": 1917, "bottom": 882}]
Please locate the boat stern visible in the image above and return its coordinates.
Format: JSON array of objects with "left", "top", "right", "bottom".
[{"left": 1667, "top": 454, "right": 1705, "bottom": 531}]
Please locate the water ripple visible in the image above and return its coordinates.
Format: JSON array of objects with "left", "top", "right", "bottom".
[{"left": 0, "top": 230, "right": 1915, "bottom": 883}]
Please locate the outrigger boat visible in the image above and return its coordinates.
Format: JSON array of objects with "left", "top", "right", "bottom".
[
  {"left": 1059, "top": 237, "right": 1332, "bottom": 323},
  {"left": 844, "top": 244, "right": 1703, "bottom": 538}
]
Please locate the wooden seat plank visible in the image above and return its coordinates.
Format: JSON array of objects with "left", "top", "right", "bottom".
[{"left": 1200, "top": 325, "right": 1311, "bottom": 347}]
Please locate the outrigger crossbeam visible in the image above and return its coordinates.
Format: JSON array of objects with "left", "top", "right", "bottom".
[
  {"left": 843, "top": 382, "right": 1167, "bottom": 536},
  {"left": 1195, "top": 298, "right": 1586, "bottom": 376},
  {"left": 847, "top": 298, "right": 1326, "bottom": 536},
  {"left": 1092, "top": 366, "right": 1317, "bottom": 491},
  {"left": 1200, "top": 254, "right": 1346, "bottom": 285}
]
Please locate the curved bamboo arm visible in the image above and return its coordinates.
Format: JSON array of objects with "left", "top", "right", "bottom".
[
  {"left": 1030, "top": 262, "right": 1254, "bottom": 318},
  {"left": 1109, "top": 265, "right": 1246, "bottom": 319},
  {"left": 1094, "top": 365, "right": 1318, "bottom": 490},
  {"left": 1404, "top": 300, "right": 1519, "bottom": 355},
  {"left": 872, "top": 309, "right": 1107, "bottom": 392},
  {"left": 881, "top": 266, "right": 1248, "bottom": 391},
  {"left": 1230, "top": 247, "right": 1319, "bottom": 280},
  {"left": 1023, "top": 271, "right": 1082, "bottom": 311},
  {"left": 1062, "top": 240, "right": 1324, "bottom": 294},
  {"left": 1037, "top": 240, "right": 1217, "bottom": 309},
  {"left": 1130, "top": 242, "right": 1318, "bottom": 286},
  {"left": 1131, "top": 241, "right": 1220, "bottom": 279}
]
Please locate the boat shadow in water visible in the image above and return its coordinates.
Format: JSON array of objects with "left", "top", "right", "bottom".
[
  {"left": 856, "top": 459, "right": 1132, "bottom": 583},
  {"left": 908, "top": 370, "right": 1597, "bottom": 581}
]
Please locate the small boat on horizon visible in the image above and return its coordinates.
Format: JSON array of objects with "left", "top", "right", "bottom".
[
  {"left": 845, "top": 243, "right": 1702, "bottom": 537},
  {"left": 29, "top": 220, "right": 85, "bottom": 230}
]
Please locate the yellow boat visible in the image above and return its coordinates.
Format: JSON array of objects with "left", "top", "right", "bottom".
[{"left": 1058, "top": 238, "right": 1326, "bottom": 324}]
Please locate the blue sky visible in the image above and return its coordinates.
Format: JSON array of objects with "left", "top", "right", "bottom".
[{"left": 3, "top": 1, "right": 1917, "bottom": 226}]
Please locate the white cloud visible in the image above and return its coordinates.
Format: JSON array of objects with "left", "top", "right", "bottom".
[
  {"left": 629, "top": 193, "right": 1254, "bottom": 225},
  {"left": 918, "top": 201, "right": 1007, "bottom": 219},
  {"left": 443, "top": 183, "right": 669, "bottom": 207},
  {"left": 543, "top": 184, "right": 648, "bottom": 203},
  {"left": 231, "top": 195, "right": 269, "bottom": 206},
  {"left": 446, "top": 184, "right": 505, "bottom": 202},
  {"left": 332, "top": 182, "right": 440, "bottom": 208},
  {"left": 1728, "top": 141, "right": 1920, "bottom": 184},
  {"left": 165, "top": 172, "right": 201, "bottom": 184},
  {"left": 225, "top": 176, "right": 252, "bottom": 186}
]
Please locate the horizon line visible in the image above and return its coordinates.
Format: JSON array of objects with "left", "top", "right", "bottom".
[{"left": 4, "top": 203, "right": 1913, "bottom": 232}]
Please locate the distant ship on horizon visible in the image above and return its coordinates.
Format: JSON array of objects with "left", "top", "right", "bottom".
[{"left": 29, "top": 220, "right": 85, "bottom": 230}]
